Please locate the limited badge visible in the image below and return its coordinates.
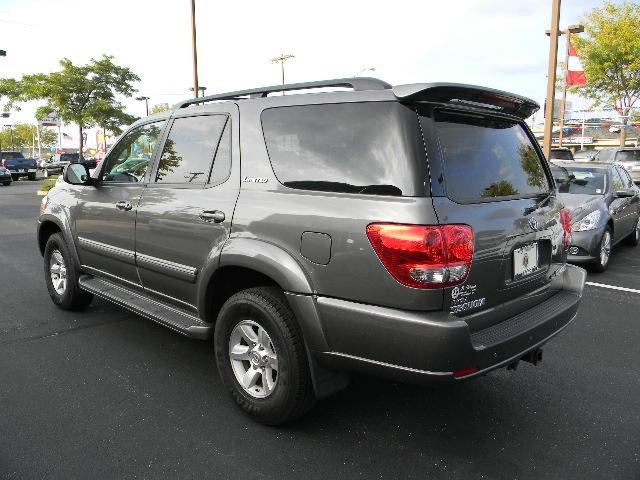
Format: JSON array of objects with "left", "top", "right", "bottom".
[{"left": 450, "top": 284, "right": 486, "bottom": 314}]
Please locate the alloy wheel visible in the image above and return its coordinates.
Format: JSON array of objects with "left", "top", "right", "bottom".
[
  {"left": 49, "top": 249, "right": 67, "bottom": 295},
  {"left": 600, "top": 230, "right": 611, "bottom": 267},
  {"left": 228, "top": 319, "right": 279, "bottom": 398}
]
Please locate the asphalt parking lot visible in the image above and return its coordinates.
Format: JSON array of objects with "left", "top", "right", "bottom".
[{"left": 1, "top": 178, "right": 639, "bottom": 480}]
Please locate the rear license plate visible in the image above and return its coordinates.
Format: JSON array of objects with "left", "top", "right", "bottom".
[
  {"left": 513, "top": 243, "right": 539, "bottom": 280},
  {"left": 18, "top": 169, "right": 25, "bottom": 173}
]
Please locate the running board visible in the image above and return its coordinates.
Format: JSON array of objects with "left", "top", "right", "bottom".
[{"left": 78, "top": 275, "right": 212, "bottom": 340}]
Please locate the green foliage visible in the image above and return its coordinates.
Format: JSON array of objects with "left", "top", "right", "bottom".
[
  {"left": 0, "top": 78, "right": 23, "bottom": 111},
  {"left": 19, "top": 55, "right": 140, "bottom": 153},
  {"left": 573, "top": 1, "right": 640, "bottom": 144},
  {"left": 0, "top": 123, "right": 57, "bottom": 150},
  {"left": 150, "top": 103, "right": 170, "bottom": 115}
]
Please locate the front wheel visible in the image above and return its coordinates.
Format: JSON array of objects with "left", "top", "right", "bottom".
[
  {"left": 44, "top": 233, "right": 94, "bottom": 310},
  {"left": 28, "top": 173, "right": 36, "bottom": 181},
  {"left": 214, "top": 287, "right": 315, "bottom": 425},
  {"left": 625, "top": 216, "right": 640, "bottom": 246},
  {"left": 2, "top": 181, "right": 10, "bottom": 186},
  {"left": 591, "top": 227, "right": 612, "bottom": 273}
]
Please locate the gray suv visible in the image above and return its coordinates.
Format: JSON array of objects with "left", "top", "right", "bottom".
[{"left": 38, "top": 78, "right": 586, "bottom": 424}]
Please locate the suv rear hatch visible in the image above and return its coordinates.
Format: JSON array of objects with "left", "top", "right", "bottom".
[{"left": 401, "top": 85, "right": 567, "bottom": 332}]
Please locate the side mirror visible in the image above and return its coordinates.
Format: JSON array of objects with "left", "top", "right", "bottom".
[
  {"left": 615, "top": 188, "right": 635, "bottom": 198},
  {"left": 63, "top": 163, "right": 92, "bottom": 186}
]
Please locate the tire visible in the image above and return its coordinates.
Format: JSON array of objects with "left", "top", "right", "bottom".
[
  {"left": 44, "top": 233, "right": 94, "bottom": 310},
  {"left": 214, "top": 286, "right": 315, "bottom": 425},
  {"left": 11, "top": 174, "right": 18, "bottom": 181},
  {"left": 2, "top": 181, "right": 10, "bottom": 186},
  {"left": 625, "top": 216, "right": 640, "bottom": 246},
  {"left": 590, "top": 227, "right": 612, "bottom": 273},
  {"left": 28, "top": 173, "right": 36, "bottom": 181}
]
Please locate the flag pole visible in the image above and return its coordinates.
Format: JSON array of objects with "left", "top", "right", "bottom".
[
  {"left": 558, "top": 29, "right": 570, "bottom": 148},
  {"left": 543, "top": 0, "right": 562, "bottom": 160}
]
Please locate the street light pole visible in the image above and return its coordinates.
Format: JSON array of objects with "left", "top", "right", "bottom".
[
  {"left": 543, "top": 0, "right": 562, "bottom": 160},
  {"left": 135, "top": 96, "right": 151, "bottom": 116},
  {"left": 190, "top": 0, "right": 199, "bottom": 98},
  {"left": 270, "top": 54, "right": 295, "bottom": 95}
]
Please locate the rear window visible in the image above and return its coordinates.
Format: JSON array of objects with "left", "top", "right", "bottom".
[
  {"left": 0, "top": 152, "right": 22, "bottom": 160},
  {"left": 550, "top": 149, "right": 573, "bottom": 161},
  {"left": 60, "top": 153, "right": 79, "bottom": 162},
  {"left": 615, "top": 150, "right": 640, "bottom": 163},
  {"left": 261, "top": 102, "right": 426, "bottom": 196},
  {"left": 431, "top": 111, "right": 551, "bottom": 203}
]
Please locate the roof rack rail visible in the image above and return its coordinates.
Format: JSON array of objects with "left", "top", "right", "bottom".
[{"left": 175, "top": 77, "right": 392, "bottom": 109}]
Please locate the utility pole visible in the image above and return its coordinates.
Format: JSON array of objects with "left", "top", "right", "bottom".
[
  {"left": 270, "top": 54, "right": 295, "bottom": 95},
  {"left": 190, "top": 0, "right": 199, "bottom": 98},
  {"left": 543, "top": 0, "right": 562, "bottom": 160}
]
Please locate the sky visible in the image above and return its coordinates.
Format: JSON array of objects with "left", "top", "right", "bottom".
[{"left": 0, "top": 0, "right": 626, "bottom": 149}]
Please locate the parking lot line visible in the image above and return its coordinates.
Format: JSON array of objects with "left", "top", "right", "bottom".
[{"left": 585, "top": 281, "right": 640, "bottom": 294}]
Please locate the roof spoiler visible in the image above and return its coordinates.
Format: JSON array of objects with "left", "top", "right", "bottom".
[{"left": 393, "top": 83, "right": 539, "bottom": 119}]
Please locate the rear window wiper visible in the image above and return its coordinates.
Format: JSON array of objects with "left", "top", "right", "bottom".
[{"left": 524, "top": 191, "right": 553, "bottom": 215}]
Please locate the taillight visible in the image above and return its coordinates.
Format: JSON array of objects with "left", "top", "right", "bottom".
[
  {"left": 366, "top": 223, "right": 475, "bottom": 289},
  {"left": 560, "top": 208, "right": 572, "bottom": 250},
  {"left": 1, "top": 159, "right": 6, "bottom": 168}
]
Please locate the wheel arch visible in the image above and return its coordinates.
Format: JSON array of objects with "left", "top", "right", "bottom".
[{"left": 38, "top": 215, "right": 81, "bottom": 269}]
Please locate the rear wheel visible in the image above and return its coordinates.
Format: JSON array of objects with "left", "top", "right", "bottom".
[
  {"left": 28, "top": 173, "right": 36, "bottom": 181},
  {"left": 591, "top": 227, "right": 612, "bottom": 273},
  {"left": 625, "top": 216, "right": 640, "bottom": 246},
  {"left": 11, "top": 174, "right": 18, "bottom": 181},
  {"left": 2, "top": 181, "right": 10, "bottom": 186},
  {"left": 214, "top": 286, "right": 315, "bottom": 425},
  {"left": 44, "top": 233, "right": 93, "bottom": 310}
]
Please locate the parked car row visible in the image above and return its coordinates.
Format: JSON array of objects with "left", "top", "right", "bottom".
[{"left": 549, "top": 146, "right": 640, "bottom": 185}]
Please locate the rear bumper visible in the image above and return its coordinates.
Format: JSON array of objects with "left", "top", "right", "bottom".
[
  {"left": 8, "top": 169, "right": 37, "bottom": 177},
  {"left": 312, "top": 264, "right": 586, "bottom": 384}
]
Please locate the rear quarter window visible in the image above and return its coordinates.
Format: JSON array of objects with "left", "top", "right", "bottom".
[
  {"left": 261, "top": 102, "right": 427, "bottom": 197},
  {"left": 429, "top": 111, "right": 550, "bottom": 203}
]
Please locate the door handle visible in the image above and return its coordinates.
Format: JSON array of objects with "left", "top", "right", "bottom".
[
  {"left": 199, "top": 210, "right": 225, "bottom": 223},
  {"left": 115, "top": 201, "right": 132, "bottom": 211}
]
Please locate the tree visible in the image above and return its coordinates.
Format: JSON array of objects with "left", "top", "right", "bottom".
[
  {"left": 573, "top": 1, "right": 640, "bottom": 146},
  {"left": 0, "top": 123, "right": 57, "bottom": 151},
  {"left": 150, "top": 103, "right": 170, "bottom": 115},
  {"left": 0, "top": 78, "right": 22, "bottom": 112},
  {"left": 19, "top": 55, "right": 140, "bottom": 156}
]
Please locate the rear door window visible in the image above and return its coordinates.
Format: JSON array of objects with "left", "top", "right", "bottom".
[
  {"left": 261, "top": 102, "right": 427, "bottom": 196},
  {"left": 430, "top": 111, "right": 551, "bottom": 203},
  {"left": 156, "top": 114, "right": 228, "bottom": 184},
  {"left": 615, "top": 150, "right": 640, "bottom": 163}
]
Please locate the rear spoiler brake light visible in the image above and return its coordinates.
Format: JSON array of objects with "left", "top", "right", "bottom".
[{"left": 393, "top": 83, "right": 539, "bottom": 119}]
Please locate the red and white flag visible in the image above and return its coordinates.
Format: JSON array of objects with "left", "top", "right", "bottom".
[{"left": 567, "top": 41, "right": 587, "bottom": 86}]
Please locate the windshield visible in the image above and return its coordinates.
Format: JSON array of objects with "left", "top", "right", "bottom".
[
  {"left": 615, "top": 150, "right": 640, "bottom": 163},
  {"left": 551, "top": 165, "right": 607, "bottom": 195}
]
